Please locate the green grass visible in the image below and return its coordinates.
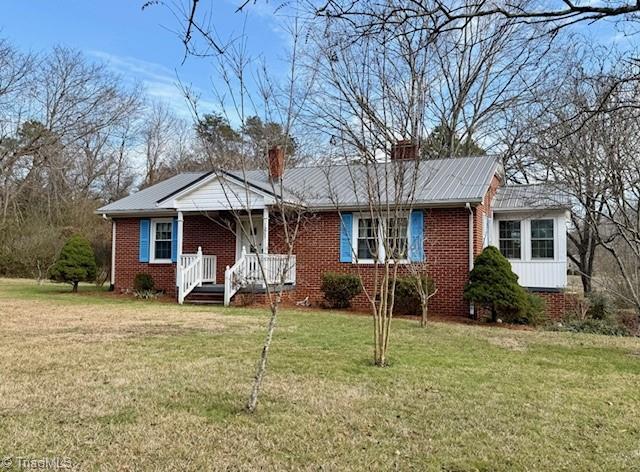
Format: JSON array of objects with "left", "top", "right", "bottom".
[{"left": 0, "top": 278, "right": 639, "bottom": 470}]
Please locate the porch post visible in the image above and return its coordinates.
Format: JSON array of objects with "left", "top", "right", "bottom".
[
  {"left": 110, "top": 220, "right": 116, "bottom": 289},
  {"left": 262, "top": 207, "right": 269, "bottom": 254},
  {"left": 177, "top": 211, "right": 184, "bottom": 301}
]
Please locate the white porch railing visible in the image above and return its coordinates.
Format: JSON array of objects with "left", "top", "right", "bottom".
[
  {"left": 224, "top": 247, "right": 296, "bottom": 306},
  {"left": 178, "top": 248, "right": 217, "bottom": 304},
  {"left": 181, "top": 253, "right": 216, "bottom": 283}
]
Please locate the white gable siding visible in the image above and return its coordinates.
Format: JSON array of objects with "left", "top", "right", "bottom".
[
  {"left": 171, "top": 176, "right": 266, "bottom": 211},
  {"left": 490, "top": 210, "right": 568, "bottom": 289}
]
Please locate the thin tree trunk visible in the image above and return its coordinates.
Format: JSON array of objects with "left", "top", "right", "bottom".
[
  {"left": 420, "top": 303, "right": 428, "bottom": 328},
  {"left": 72, "top": 281, "right": 78, "bottom": 293},
  {"left": 580, "top": 271, "right": 592, "bottom": 294},
  {"left": 245, "top": 302, "right": 278, "bottom": 413}
]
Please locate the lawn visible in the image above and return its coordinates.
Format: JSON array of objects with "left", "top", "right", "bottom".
[{"left": 0, "top": 278, "right": 639, "bottom": 471}]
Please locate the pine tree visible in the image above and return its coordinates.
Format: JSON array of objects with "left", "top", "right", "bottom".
[
  {"left": 464, "top": 246, "right": 528, "bottom": 322},
  {"left": 49, "top": 235, "right": 97, "bottom": 292}
]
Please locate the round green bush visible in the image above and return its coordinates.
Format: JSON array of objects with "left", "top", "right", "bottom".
[
  {"left": 133, "top": 273, "right": 155, "bottom": 292},
  {"left": 321, "top": 272, "right": 362, "bottom": 308},
  {"left": 393, "top": 275, "right": 436, "bottom": 316}
]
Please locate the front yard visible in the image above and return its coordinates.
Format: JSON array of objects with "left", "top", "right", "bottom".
[{"left": 0, "top": 278, "right": 639, "bottom": 470}]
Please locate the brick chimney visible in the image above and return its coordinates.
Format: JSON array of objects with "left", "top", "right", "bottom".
[
  {"left": 390, "top": 140, "right": 418, "bottom": 161},
  {"left": 268, "top": 146, "right": 285, "bottom": 180}
]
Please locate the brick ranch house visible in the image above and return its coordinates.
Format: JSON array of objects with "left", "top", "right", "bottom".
[{"left": 97, "top": 148, "right": 571, "bottom": 318}]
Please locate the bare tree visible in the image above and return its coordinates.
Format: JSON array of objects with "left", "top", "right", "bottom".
[
  {"left": 142, "top": 101, "right": 179, "bottom": 187},
  {"left": 505, "top": 45, "right": 640, "bottom": 295},
  {"left": 307, "top": 15, "right": 434, "bottom": 365},
  {"left": 593, "top": 89, "right": 640, "bottom": 315},
  {"left": 316, "top": 0, "right": 640, "bottom": 40},
  {"left": 424, "top": 12, "right": 560, "bottom": 157},
  {"left": 180, "top": 15, "right": 315, "bottom": 411},
  {"left": 0, "top": 41, "right": 142, "bottom": 278},
  {"left": 405, "top": 261, "right": 438, "bottom": 327}
]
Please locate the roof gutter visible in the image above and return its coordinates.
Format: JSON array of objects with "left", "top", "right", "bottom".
[{"left": 466, "top": 202, "right": 475, "bottom": 318}]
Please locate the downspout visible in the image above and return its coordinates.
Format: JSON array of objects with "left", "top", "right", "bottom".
[
  {"left": 466, "top": 203, "right": 475, "bottom": 318},
  {"left": 104, "top": 214, "right": 115, "bottom": 292},
  {"left": 177, "top": 211, "right": 184, "bottom": 304}
]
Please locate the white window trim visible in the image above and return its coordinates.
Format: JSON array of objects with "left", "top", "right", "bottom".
[
  {"left": 150, "top": 217, "right": 173, "bottom": 264},
  {"left": 530, "top": 218, "right": 555, "bottom": 260},
  {"left": 351, "top": 213, "right": 410, "bottom": 265},
  {"left": 498, "top": 219, "right": 523, "bottom": 262},
  {"left": 494, "top": 215, "right": 561, "bottom": 263}
]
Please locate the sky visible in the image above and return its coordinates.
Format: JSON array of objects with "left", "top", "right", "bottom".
[
  {"left": 1, "top": 1, "right": 636, "bottom": 121},
  {"left": 0, "top": 0, "right": 289, "bottom": 117}
]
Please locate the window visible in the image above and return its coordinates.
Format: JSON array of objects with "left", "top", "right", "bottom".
[
  {"left": 152, "top": 220, "right": 172, "bottom": 262},
  {"left": 357, "top": 218, "right": 377, "bottom": 260},
  {"left": 354, "top": 215, "right": 409, "bottom": 262},
  {"left": 531, "top": 219, "right": 554, "bottom": 259},
  {"left": 385, "top": 217, "right": 408, "bottom": 259},
  {"left": 499, "top": 220, "right": 521, "bottom": 259}
]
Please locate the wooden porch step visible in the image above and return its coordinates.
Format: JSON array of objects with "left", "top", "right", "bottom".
[
  {"left": 191, "top": 284, "right": 225, "bottom": 294},
  {"left": 184, "top": 298, "right": 224, "bottom": 305},
  {"left": 184, "top": 284, "right": 225, "bottom": 304}
]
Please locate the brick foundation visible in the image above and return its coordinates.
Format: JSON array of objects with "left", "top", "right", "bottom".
[{"left": 531, "top": 290, "right": 578, "bottom": 320}]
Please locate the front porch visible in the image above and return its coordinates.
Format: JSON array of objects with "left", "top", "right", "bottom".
[{"left": 174, "top": 211, "right": 296, "bottom": 305}]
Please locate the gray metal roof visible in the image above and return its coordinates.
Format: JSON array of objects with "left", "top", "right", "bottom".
[
  {"left": 494, "top": 184, "right": 571, "bottom": 211},
  {"left": 98, "top": 155, "right": 500, "bottom": 214},
  {"left": 230, "top": 155, "right": 500, "bottom": 208},
  {"left": 97, "top": 172, "right": 207, "bottom": 213}
]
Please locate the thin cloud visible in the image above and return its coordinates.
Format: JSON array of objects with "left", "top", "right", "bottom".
[{"left": 88, "top": 50, "right": 218, "bottom": 118}]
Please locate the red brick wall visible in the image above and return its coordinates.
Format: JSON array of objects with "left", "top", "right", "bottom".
[
  {"left": 182, "top": 214, "right": 236, "bottom": 283},
  {"left": 114, "top": 209, "right": 474, "bottom": 316},
  {"left": 112, "top": 191, "right": 570, "bottom": 319},
  {"left": 533, "top": 291, "right": 577, "bottom": 320},
  {"left": 473, "top": 174, "right": 501, "bottom": 256},
  {"left": 269, "top": 209, "right": 472, "bottom": 316},
  {"left": 113, "top": 215, "right": 237, "bottom": 296},
  {"left": 113, "top": 218, "right": 177, "bottom": 296}
]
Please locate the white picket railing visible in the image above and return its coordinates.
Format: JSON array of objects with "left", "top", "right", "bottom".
[
  {"left": 180, "top": 253, "right": 216, "bottom": 282},
  {"left": 179, "top": 247, "right": 202, "bottom": 304},
  {"left": 246, "top": 253, "right": 296, "bottom": 285},
  {"left": 178, "top": 249, "right": 217, "bottom": 304},
  {"left": 202, "top": 255, "right": 216, "bottom": 282},
  {"left": 224, "top": 248, "right": 296, "bottom": 306}
]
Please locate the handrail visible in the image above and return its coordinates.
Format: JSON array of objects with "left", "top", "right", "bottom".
[
  {"left": 224, "top": 247, "right": 247, "bottom": 306},
  {"left": 224, "top": 248, "right": 297, "bottom": 306},
  {"left": 178, "top": 247, "right": 203, "bottom": 304}
]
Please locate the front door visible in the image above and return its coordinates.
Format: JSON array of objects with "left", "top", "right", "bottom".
[{"left": 237, "top": 218, "right": 264, "bottom": 260}]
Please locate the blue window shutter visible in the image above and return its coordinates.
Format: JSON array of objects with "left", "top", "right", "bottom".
[
  {"left": 409, "top": 210, "right": 424, "bottom": 262},
  {"left": 139, "top": 219, "right": 150, "bottom": 263},
  {"left": 171, "top": 217, "right": 178, "bottom": 262},
  {"left": 339, "top": 212, "right": 353, "bottom": 263}
]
